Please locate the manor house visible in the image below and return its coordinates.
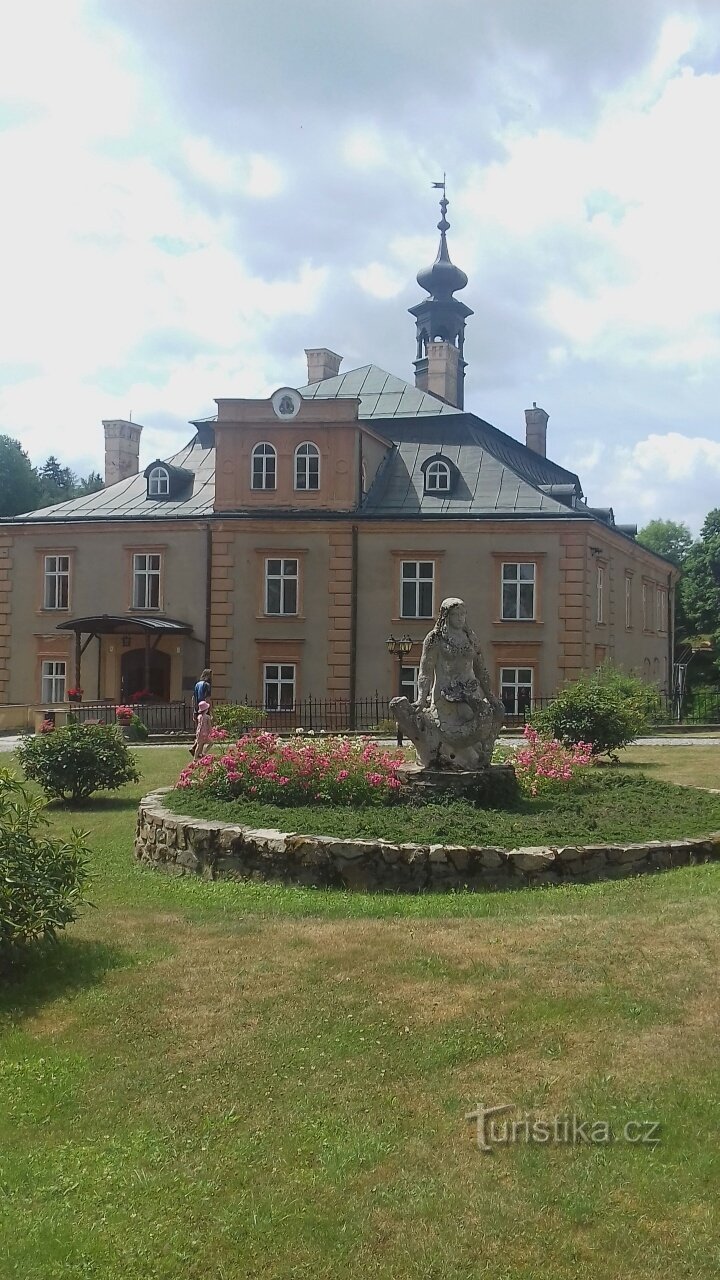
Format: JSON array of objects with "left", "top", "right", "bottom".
[{"left": 0, "top": 197, "right": 677, "bottom": 723}]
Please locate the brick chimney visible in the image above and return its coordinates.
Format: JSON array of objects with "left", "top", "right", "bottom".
[
  {"left": 524, "top": 403, "right": 548, "bottom": 457},
  {"left": 103, "top": 419, "right": 142, "bottom": 486},
  {"left": 418, "top": 341, "right": 463, "bottom": 408},
  {"left": 304, "top": 348, "right": 342, "bottom": 385}
]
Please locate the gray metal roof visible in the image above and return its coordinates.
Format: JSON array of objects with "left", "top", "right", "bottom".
[
  {"left": 362, "top": 438, "right": 579, "bottom": 517},
  {"left": 14, "top": 438, "right": 215, "bottom": 522},
  {"left": 298, "top": 365, "right": 462, "bottom": 418},
  {"left": 9, "top": 365, "right": 584, "bottom": 524}
]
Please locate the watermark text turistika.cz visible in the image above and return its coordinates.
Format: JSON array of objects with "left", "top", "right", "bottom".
[{"left": 466, "top": 1103, "right": 661, "bottom": 1153}]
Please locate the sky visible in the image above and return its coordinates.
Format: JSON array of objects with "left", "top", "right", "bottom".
[{"left": 1, "top": 0, "right": 719, "bottom": 530}]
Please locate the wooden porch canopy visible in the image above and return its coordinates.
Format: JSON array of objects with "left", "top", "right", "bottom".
[{"left": 57, "top": 615, "right": 193, "bottom": 691}]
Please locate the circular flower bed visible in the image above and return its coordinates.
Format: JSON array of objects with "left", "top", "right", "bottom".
[{"left": 132, "top": 731, "right": 720, "bottom": 893}]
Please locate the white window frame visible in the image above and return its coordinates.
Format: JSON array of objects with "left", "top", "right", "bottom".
[
  {"left": 294, "top": 441, "right": 320, "bottom": 491},
  {"left": 625, "top": 574, "right": 632, "bottom": 629},
  {"left": 251, "top": 442, "right": 277, "bottom": 490},
  {"left": 596, "top": 564, "right": 605, "bottom": 624},
  {"left": 400, "top": 560, "right": 434, "bottom": 619},
  {"left": 400, "top": 664, "right": 420, "bottom": 702},
  {"left": 43, "top": 554, "right": 70, "bottom": 610},
  {"left": 642, "top": 582, "right": 650, "bottom": 631},
  {"left": 41, "top": 659, "right": 66, "bottom": 703},
  {"left": 265, "top": 558, "right": 299, "bottom": 616},
  {"left": 501, "top": 562, "right": 536, "bottom": 621},
  {"left": 263, "top": 662, "right": 296, "bottom": 711},
  {"left": 132, "top": 552, "right": 162, "bottom": 610},
  {"left": 148, "top": 466, "right": 169, "bottom": 497},
  {"left": 424, "top": 460, "right": 451, "bottom": 493},
  {"left": 500, "top": 666, "right": 534, "bottom": 715}
]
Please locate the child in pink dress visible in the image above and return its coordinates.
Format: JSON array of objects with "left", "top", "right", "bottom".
[{"left": 191, "top": 700, "right": 212, "bottom": 759}]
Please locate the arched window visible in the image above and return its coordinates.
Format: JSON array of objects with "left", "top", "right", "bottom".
[
  {"left": 148, "top": 466, "right": 170, "bottom": 496},
  {"left": 424, "top": 459, "right": 451, "bottom": 493},
  {"left": 294, "top": 441, "right": 320, "bottom": 491},
  {"left": 251, "top": 442, "right": 276, "bottom": 490}
]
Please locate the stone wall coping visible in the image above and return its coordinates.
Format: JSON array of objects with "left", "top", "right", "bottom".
[{"left": 134, "top": 787, "right": 720, "bottom": 893}]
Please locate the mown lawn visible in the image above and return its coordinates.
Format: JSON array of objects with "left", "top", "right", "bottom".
[{"left": 1, "top": 745, "right": 719, "bottom": 1279}]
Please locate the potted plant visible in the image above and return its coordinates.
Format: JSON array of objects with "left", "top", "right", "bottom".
[
  {"left": 115, "top": 704, "right": 134, "bottom": 723},
  {"left": 67, "top": 687, "right": 83, "bottom": 703}
]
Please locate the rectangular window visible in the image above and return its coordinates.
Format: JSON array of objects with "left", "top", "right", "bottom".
[
  {"left": 500, "top": 667, "right": 533, "bottom": 715},
  {"left": 43, "top": 554, "right": 69, "bottom": 609},
  {"left": 625, "top": 574, "right": 632, "bottom": 629},
  {"left": 265, "top": 558, "right": 298, "bottom": 615},
  {"left": 264, "top": 663, "right": 296, "bottom": 710},
  {"left": 400, "top": 560, "right": 434, "bottom": 618},
  {"left": 656, "top": 587, "right": 667, "bottom": 633},
  {"left": 596, "top": 564, "right": 605, "bottom": 624},
  {"left": 132, "top": 553, "right": 161, "bottom": 609},
  {"left": 41, "top": 659, "right": 66, "bottom": 703},
  {"left": 400, "top": 664, "right": 420, "bottom": 702},
  {"left": 501, "top": 562, "right": 535, "bottom": 620},
  {"left": 642, "top": 582, "right": 650, "bottom": 631}
]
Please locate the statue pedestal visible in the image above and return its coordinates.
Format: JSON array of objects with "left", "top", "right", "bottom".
[{"left": 396, "top": 762, "right": 519, "bottom": 808}]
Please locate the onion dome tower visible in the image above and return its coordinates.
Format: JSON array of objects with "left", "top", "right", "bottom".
[{"left": 409, "top": 187, "right": 473, "bottom": 408}]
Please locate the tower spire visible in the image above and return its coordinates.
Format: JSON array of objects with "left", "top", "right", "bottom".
[{"left": 408, "top": 181, "right": 473, "bottom": 409}]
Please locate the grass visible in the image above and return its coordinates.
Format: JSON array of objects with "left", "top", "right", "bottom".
[
  {"left": 165, "top": 770, "right": 720, "bottom": 845},
  {"left": 1, "top": 744, "right": 719, "bottom": 1278}
]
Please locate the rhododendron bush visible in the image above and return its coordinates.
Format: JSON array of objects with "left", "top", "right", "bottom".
[
  {"left": 176, "top": 732, "right": 404, "bottom": 806},
  {"left": 512, "top": 725, "right": 593, "bottom": 797}
]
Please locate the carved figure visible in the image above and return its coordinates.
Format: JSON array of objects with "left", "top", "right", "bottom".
[{"left": 390, "top": 598, "right": 505, "bottom": 770}]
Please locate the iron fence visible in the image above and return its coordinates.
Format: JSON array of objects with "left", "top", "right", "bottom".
[
  {"left": 73, "top": 701, "right": 196, "bottom": 732},
  {"left": 67, "top": 689, "right": 720, "bottom": 736}
]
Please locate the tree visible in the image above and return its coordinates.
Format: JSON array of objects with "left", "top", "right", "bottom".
[
  {"left": 38, "top": 456, "right": 78, "bottom": 507},
  {"left": 682, "top": 509, "right": 720, "bottom": 658},
  {"left": 637, "top": 519, "right": 693, "bottom": 567},
  {"left": 0, "top": 435, "right": 42, "bottom": 516},
  {"left": 638, "top": 518, "right": 694, "bottom": 644},
  {"left": 75, "top": 470, "right": 103, "bottom": 496}
]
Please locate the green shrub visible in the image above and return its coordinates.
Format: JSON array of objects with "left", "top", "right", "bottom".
[
  {"left": 0, "top": 769, "right": 90, "bottom": 965},
  {"left": 533, "top": 665, "right": 656, "bottom": 755},
  {"left": 211, "top": 703, "right": 265, "bottom": 738},
  {"left": 128, "top": 714, "right": 149, "bottom": 741},
  {"left": 16, "top": 722, "right": 140, "bottom": 803}
]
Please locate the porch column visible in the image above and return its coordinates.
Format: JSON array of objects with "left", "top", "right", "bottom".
[
  {"left": 144, "top": 634, "right": 151, "bottom": 691},
  {"left": 75, "top": 631, "right": 82, "bottom": 691}
]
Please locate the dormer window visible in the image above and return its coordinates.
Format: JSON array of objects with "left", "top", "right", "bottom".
[
  {"left": 252, "top": 442, "right": 276, "bottom": 490},
  {"left": 425, "top": 460, "right": 451, "bottom": 492},
  {"left": 148, "top": 466, "right": 170, "bottom": 497},
  {"left": 143, "top": 459, "right": 193, "bottom": 501},
  {"left": 421, "top": 454, "right": 456, "bottom": 495},
  {"left": 294, "top": 441, "right": 320, "bottom": 491}
]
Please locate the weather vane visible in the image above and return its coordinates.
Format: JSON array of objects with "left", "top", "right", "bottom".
[{"left": 432, "top": 173, "right": 447, "bottom": 197}]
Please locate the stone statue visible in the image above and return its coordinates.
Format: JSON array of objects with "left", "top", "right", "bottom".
[{"left": 390, "top": 597, "right": 505, "bottom": 771}]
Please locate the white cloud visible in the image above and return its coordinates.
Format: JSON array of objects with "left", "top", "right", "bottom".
[
  {"left": 578, "top": 431, "right": 720, "bottom": 532},
  {"left": 1, "top": 0, "right": 720, "bottom": 532},
  {"left": 352, "top": 261, "right": 405, "bottom": 300}
]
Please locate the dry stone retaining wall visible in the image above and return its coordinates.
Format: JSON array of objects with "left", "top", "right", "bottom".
[{"left": 135, "top": 789, "right": 720, "bottom": 892}]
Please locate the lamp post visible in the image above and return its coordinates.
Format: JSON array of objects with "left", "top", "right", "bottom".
[{"left": 386, "top": 634, "right": 413, "bottom": 745}]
